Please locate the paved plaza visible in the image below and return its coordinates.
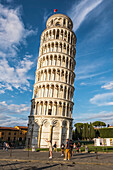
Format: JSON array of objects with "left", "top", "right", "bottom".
[{"left": 0, "top": 150, "right": 113, "bottom": 170}]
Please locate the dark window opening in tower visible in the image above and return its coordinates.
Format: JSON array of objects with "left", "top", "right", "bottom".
[
  {"left": 63, "top": 19, "right": 66, "bottom": 26},
  {"left": 56, "top": 22, "right": 60, "bottom": 26},
  {"left": 48, "top": 109, "right": 52, "bottom": 115}
]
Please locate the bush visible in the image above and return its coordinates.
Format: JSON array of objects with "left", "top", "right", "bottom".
[
  {"left": 99, "top": 128, "right": 113, "bottom": 138},
  {"left": 73, "top": 140, "right": 94, "bottom": 145}
]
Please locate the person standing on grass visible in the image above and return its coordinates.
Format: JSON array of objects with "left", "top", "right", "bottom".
[
  {"left": 64, "top": 139, "right": 70, "bottom": 160},
  {"left": 45, "top": 139, "right": 52, "bottom": 159}
]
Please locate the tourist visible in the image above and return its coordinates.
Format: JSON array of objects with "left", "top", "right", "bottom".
[
  {"left": 64, "top": 139, "right": 70, "bottom": 160},
  {"left": 77, "top": 142, "right": 81, "bottom": 153},
  {"left": 45, "top": 139, "right": 52, "bottom": 159},
  {"left": 85, "top": 145, "right": 89, "bottom": 153},
  {"left": 5, "top": 142, "right": 10, "bottom": 151},
  {"left": 73, "top": 143, "right": 76, "bottom": 154},
  {"left": 53, "top": 142, "right": 57, "bottom": 152},
  {"left": 3, "top": 142, "right": 6, "bottom": 150},
  {"left": 61, "top": 143, "right": 65, "bottom": 156},
  {"left": 70, "top": 140, "right": 73, "bottom": 157}
]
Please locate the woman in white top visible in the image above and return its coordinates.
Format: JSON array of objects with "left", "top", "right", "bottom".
[{"left": 45, "top": 139, "right": 52, "bottom": 159}]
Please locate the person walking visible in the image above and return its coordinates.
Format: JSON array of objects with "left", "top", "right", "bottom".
[
  {"left": 64, "top": 139, "right": 70, "bottom": 160},
  {"left": 70, "top": 140, "right": 73, "bottom": 157},
  {"left": 73, "top": 143, "right": 76, "bottom": 154},
  {"left": 45, "top": 139, "right": 53, "bottom": 159},
  {"left": 53, "top": 142, "right": 57, "bottom": 152},
  {"left": 3, "top": 142, "right": 6, "bottom": 150},
  {"left": 61, "top": 143, "right": 65, "bottom": 156},
  {"left": 5, "top": 142, "right": 10, "bottom": 151},
  {"left": 77, "top": 142, "right": 81, "bottom": 153}
]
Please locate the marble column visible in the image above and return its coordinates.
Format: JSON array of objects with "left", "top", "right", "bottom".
[
  {"left": 49, "top": 125, "right": 53, "bottom": 141},
  {"left": 38, "top": 125, "right": 42, "bottom": 148}
]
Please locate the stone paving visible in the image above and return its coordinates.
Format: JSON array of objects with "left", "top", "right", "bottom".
[{"left": 0, "top": 149, "right": 113, "bottom": 170}]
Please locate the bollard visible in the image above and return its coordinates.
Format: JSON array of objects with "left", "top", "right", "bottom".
[
  {"left": 28, "top": 138, "right": 30, "bottom": 158},
  {"left": 32, "top": 145, "right": 35, "bottom": 152},
  {"left": 96, "top": 148, "right": 98, "bottom": 159},
  {"left": 10, "top": 147, "right": 12, "bottom": 157},
  {"left": 28, "top": 145, "right": 29, "bottom": 157}
]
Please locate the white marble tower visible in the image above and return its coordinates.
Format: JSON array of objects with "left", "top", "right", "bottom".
[{"left": 27, "top": 14, "right": 77, "bottom": 148}]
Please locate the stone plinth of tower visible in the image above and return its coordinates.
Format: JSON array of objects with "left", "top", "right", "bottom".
[{"left": 26, "top": 14, "right": 77, "bottom": 148}]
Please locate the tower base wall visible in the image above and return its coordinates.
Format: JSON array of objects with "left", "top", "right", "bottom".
[{"left": 27, "top": 116, "right": 73, "bottom": 148}]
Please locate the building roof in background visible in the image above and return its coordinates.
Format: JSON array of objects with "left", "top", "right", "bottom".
[
  {"left": 0, "top": 127, "right": 19, "bottom": 131},
  {"left": 14, "top": 126, "right": 28, "bottom": 130},
  {"left": 108, "top": 126, "right": 113, "bottom": 128}
]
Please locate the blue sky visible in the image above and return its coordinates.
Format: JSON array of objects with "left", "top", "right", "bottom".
[{"left": 0, "top": 0, "right": 113, "bottom": 127}]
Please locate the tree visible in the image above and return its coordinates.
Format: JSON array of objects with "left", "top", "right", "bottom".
[
  {"left": 74, "top": 123, "right": 83, "bottom": 140},
  {"left": 72, "top": 130, "right": 76, "bottom": 140},
  {"left": 86, "top": 123, "right": 89, "bottom": 139},
  {"left": 74, "top": 123, "right": 83, "bottom": 128},
  {"left": 100, "top": 122, "right": 106, "bottom": 127},
  {"left": 107, "top": 124, "right": 110, "bottom": 127},
  {"left": 92, "top": 121, "right": 106, "bottom": 127},
  {"left": 89, "top": 122, "right": 95, "bottom": 139},
  {"left": 82, "top": 123, "right": 89, "bottom": 140}
]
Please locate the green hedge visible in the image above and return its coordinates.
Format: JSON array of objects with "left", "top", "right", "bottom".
[
  {"left": 99, "top": 128, "right": 113, "bottom": 138},
  {"left": 73, "top": 140, "right": 94, "bottom": 145}
]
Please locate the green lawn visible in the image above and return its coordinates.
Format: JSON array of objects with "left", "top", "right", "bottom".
[
  {"left": 79, "top": 146, "right": 113, "bottom": 152},
  {"left": 35, "top": 146, "right": 113, "bottom": 152}
]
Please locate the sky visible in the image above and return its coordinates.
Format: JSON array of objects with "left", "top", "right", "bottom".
[{"left": 0, "top": 0, "right": 113, "bottom": 127}]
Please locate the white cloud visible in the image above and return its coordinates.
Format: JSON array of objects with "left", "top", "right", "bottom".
[
  {"left": 77, "top": 70, "right": 109, "bottom": 80},
  {"left": 0, "top": 101, "right": 30, "bottom": 126},
  {"left": 101, "top": 82, "right": 113, "bottom": 90},
  {"left": 74, "top": 111, "right": 113, "bottom": 125},
  {"left": 68, "top": 0, "right": 103, "bottom": 31},
  {"left": 76, "top": 57, "right": 110, "bottom": 80},
  {"left": 90, "top": 92, "right": 113, "bottom": 106},
  {"left": 0, "top": 4, "right": 37, "bottom": 93},
  {"left": 0, "top": 101, "right": 30, "bottom": 113},
  {"left": 80, "top": 82, "right": 87, "bottom": 86},
  {"left": 0, "top": 114, "right": 28, "bottom": 127},
  {"left": 43, "top": 9, "right": 52, "bottom": 24},
  {"left": 0, "top": 4, "right": 37, "bottom": 57},
  {"left": 0, "top": 55, "right": 34, "bottom": 92}
]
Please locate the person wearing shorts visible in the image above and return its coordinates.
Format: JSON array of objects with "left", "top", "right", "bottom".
[{"left": 61, "top": 143, "right": 65, "bottom": 156}]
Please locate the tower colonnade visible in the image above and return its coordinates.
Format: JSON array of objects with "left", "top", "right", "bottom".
[
  {"left": 33, "top": 83, "right": 74, "bottom": 101},
  {"left": 27, "top": 14, "right": 76, "bottom": 148},
  {"left": 31, "top": 99, "right": 73, "bottom": 118},
  {"left": 39, "top": 40, "right": 76, "bottom": 57},
  {"left": 37, "top": 53, "right": 76, "bottom": 71},
  {"left": 35, "top": 67, "right": 75, "bottom": 85},
  {"left": 41, "top": 27, "right": 76, "bottom": 44}
]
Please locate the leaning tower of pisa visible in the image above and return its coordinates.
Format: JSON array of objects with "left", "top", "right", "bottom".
[{"left": 27, "top": 14, "right": 77, "bottom": 148}]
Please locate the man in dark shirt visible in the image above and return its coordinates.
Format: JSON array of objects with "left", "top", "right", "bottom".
[
  {"left": 53, "top": 142, "right": 57, "bottom": 152},
  {"left": 64, "top": 139, "right": 70, "bottom": 160}
]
